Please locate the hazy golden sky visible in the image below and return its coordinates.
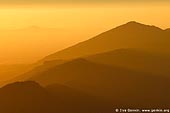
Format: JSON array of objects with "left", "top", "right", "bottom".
[{"left": 0, "top": 1, "right": 170, "bottom": 64}]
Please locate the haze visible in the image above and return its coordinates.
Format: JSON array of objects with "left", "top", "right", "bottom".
[{"left": 0, "top": 2, "right": 170, "bottom": 64}]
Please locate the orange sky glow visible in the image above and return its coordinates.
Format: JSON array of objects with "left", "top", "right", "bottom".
[{"left": 0, "top": 2, "right": 170, "bottom": 64}]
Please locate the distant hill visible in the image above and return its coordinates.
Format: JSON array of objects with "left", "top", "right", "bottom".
[
  {"left": 0, "top": 81, "right": 112, "bottom": 113},
  {"left": 0, "top": 64, "right": 35, "bottom": 87},
  {"left": 0, "top": 81, "right": 55, "bottom": 113},
  {"left": 22, "top": 58, "right": 170, "bottom": 107},
  {"left": 1, "top": 21, "right": 170, "bottom": 110},
  {"left": 86, "top": 48, "right": 170, "bottom": 75},
  {"left": 29, "top": 58, "right": 154, "bottom": 86},
  {"left": 0, "top": 64, "right": 34, "bottom": 79},
  {"left": 43, "top": 21, "right": 170, "bottom": 62},
  {"left": 0, "top": 26, "right": 73, "bottom": 64}
]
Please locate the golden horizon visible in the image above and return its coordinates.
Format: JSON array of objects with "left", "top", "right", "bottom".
[{"left": 0, "top": 2, "right": 169, "bottom": 64}]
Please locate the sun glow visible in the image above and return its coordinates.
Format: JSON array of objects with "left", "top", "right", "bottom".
[{"left": 0, "top": 3, "right": 169, "bottom": 64}]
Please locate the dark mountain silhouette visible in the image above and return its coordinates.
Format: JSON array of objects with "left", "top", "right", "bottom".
[
  {"left": 0, "top": 64, "right": 34, "bottom": 85},
  {"left": 0, "top": 81, "right": 113, "bottom": 113},
  {"left": 165, "top": 28, "right": 170, "bottom": 32},
  {"left": 21, "top": 58, "right": 170, "bottom": 108},
  {"left": 29, "top": 58, "right": 155, "bottom": 86},
  {"left": 0, "top": 59, "right": 67, "bottom": 86},
  {"left": 1, "top": 21, "right": 170, "bottom": 111},
  {"left": 43, "top": 21, "right": 170, "bottom": 62},
  {"left": 0, "top": 81, "right": 55, "bottom": 113},
  {"left": 86, "top": 48, "right": 170, "bottom": 75},
  {"left": 46, "top": 83, "right": 113, "bottom": 113}
]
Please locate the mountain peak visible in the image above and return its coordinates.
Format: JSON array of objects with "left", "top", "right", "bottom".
[
  {"left": 19, "top": 26, "right": 42, "bottom": 31},
  {"left": 1, "top": 81, "right": 42, "bottom": 90},
  {"left": 30, "top": 25, "right": 40, "bottom": 29},
  {"left": 126, "top": 21, "right": 141, "bottom": 25},
  {"left": 124, "top": 21, "right": 150, "bottom": 27},
  {"left": 27, "top": 25, "right": 41, "bottom": 30},
  {"left": 111, "top": 21, "right": 163, "bottom": 32},
  {"left": 165, "top": 28, "right": 170, "bottom": 32},
  {"left": 64, "top": 58, "right": 90, "bottom": 66},
  {"left": 41, "top": 21, "right": 166, "bottom": 61}
]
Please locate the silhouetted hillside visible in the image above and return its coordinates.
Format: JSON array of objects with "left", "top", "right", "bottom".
[
  {"left": 24, "top": 58, "right": 170, "bottom": 108},
  {"left": 0, "top": 64, "right": 34, "bottom": 85},
  {"left": 43, "top": 21, "right": 170, "bottom": 61},
  {"left": 1, "top": 21, "right": 170, "bottom": 111},
  {"left": 0, "top": 81, "right": 113, "bottom": 113},
  {"left": 29, "top": 58, "right": 154, "bottom": 86},
  {"left": 0, "top": 81, "right": 55, "bottom": 113},
  {"left": 165, "top": 28, "right": 170, "bottom": 33},
  {"left": 46, "top": 83, "right": 112, "bottom": 113},
  {"left": 0, "top": 59, "right": 67, "bottom": 86},
  {"left": 86, "top": 48, "right": 170, "bottom": 75}
]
